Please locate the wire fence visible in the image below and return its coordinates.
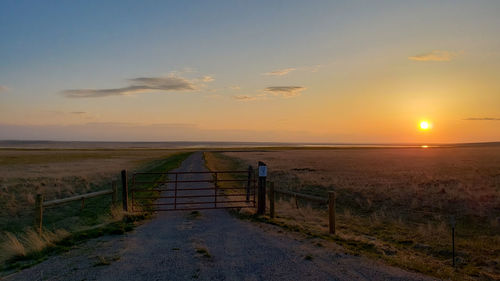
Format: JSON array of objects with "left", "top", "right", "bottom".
[{"left": 267, "top": 180, "right": 500, "bottom": 270}]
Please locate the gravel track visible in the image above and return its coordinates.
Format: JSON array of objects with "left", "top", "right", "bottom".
[{"left": 3, "top": 152, "right": 437, "bottom": 281}]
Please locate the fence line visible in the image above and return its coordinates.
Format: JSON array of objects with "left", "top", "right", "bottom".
[
  {"left": 43, "top": 189, "right": 115, "bottom": 207},
  {"left": 268, "top": 181, "right": 463, "bottom": 267},
  {"left": 274, "top": 188, "right": 328, "bottom": 204},
  {"left": 34, "top": 182, "right": 118, "bottom": 235},
  {"left": 269, "top": 182, "right": 336, "bottom": 234}
]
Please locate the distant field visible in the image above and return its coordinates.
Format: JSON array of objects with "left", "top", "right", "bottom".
[
  {"left": 225, "top": 146, "right": 500, "bottom": 218},
  {"left": 213, "top": 146, "right": 500, "bottom": 280}
]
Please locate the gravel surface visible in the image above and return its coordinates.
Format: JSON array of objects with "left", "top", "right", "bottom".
[{"left": 3, "top": 152, "right": 437, "bottom": 281}]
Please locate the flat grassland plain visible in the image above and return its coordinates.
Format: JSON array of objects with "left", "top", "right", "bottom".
[
  {"left": 2, "top": 143, "right": 499, "bottom": 280},
  {"left": 209, "top": 145, "right": 500, "bottom": 281},
  {"left": 0, "top": 148, "right": 189, "bottom": 268}
]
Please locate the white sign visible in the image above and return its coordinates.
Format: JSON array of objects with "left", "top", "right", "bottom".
[{"left": 258, "top": 166, "right": 267, "bottom": 177}]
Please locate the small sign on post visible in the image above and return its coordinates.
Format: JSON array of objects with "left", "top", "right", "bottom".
[
  {"left": 257, "top": 161, "right": 267, "bottom": 215},
  {"left": 258, "top": 165, "right": 267, "bottom": 177}
]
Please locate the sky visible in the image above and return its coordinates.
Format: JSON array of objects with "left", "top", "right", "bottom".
[{"left": 1, "top": 0, "right": 499, "bottom": 143}]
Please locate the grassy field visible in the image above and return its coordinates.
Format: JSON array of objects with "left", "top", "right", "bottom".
[
  {"left": 0, "top": 149, "right": 192, "bottom": 267},
  {"left": 205, "top": 146, "right": 500, "bottom": 281}
]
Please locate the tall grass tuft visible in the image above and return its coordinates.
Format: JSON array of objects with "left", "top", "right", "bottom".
[
  {"left": 0, "top": 232, "right": 26, "bottom": 260},
  {"left": 0, "top": 229, "right": 70, "bottom": 263}
]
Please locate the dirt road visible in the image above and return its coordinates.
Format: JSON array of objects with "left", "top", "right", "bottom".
[{"left": 4, "top": 152, "right": 436, "bottom": 281}]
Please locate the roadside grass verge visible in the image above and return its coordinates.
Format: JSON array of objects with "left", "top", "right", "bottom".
[
  {"left": 205, "top": 151, "right": 500, "bottom": 281},
  {"left": 0, "top": 219, "right": 139, "bottom": 274},
  {"left": 0, "top": 152, "right": 191, "bottom": 274}
]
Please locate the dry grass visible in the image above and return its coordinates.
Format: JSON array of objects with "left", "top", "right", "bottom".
[
  {"left": 0, "top": 149, "right": 179, "bottom": 233},
  {"left": 224, "top": 147, "right": 500, "bottom": 219},
  {"left": 0, "top": 150, "right": 192, "bottom": 269},
  {"left": 0, "top": 148, "right": 184, "bottom": 267},
  {"left": 0, "top": 149, "right": 190, "bottom": 269},
  {"left": 0, "top": 229, "right": 69, "bottom": 262},
  {"left": 1, "top": 233, "right": 26, "bottom": 259},
  {"left": 0, "top": 149, "right": 180, "bottom": 179},
  {"left": 209, "top": 146, "right": 500, "bottom": 281}
]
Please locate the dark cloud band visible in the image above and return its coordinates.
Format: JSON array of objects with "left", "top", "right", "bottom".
[
  {"left": 464, "top": 117, "right": 500, "bottom": 121},
  {"left": 264, "top": 86, "right": 305, "bottom": 97}
]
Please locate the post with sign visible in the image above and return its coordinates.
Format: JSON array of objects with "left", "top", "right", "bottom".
[{"left": 257, "top": 161, "right": 267, "bottom": 215}]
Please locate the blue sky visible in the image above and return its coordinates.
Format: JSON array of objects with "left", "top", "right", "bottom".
[{"left": 1, "top": 1, "right": 499, "bottom": 142}]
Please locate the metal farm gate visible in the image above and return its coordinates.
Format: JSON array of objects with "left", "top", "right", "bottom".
[{"left": 130, "top": 169, "right": 257, "bottom": 212}]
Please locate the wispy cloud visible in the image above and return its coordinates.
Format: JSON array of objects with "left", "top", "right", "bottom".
[
  {"left": 263, "top": 68, "right": 296, "bottom": 76},
  {"left": 264, "top": 86, "right": 305, "bottom": 97},
  {"left": 62, "top": 75, "right": 197, "bottom": 98},
  {"left": 409, "top": 50, "right": 457, "bottom": 62},
  {"left": 0, "top": 85, "right": 8, "bottom": 92},
  {"left": 234, "top": 95, "right": 257, "bottom": 101},
  {"left": 71, "top": 111, "right": 87, "bottom": 115},
  {"left": 263, "top": 64, "right": 322, "bottom": 76},
  {"left": 464, "top": 117, "right": 500, "bottom": 121},
  {"left": 233, "top": 86, "right": 305, "bottom": 101},
  {"left": 233, "top": 94, "right": 267, "bottom": 101},
  {"left": 201, "top": 75, "right": 215, "bottom": 82}
]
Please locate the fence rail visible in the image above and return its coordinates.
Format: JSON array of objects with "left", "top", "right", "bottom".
[
  {"left": 274, "top": 188, "right": 328, "bottom": 204},
  {"left": 43, "top": 189, "right": 115, "bottom": 207},
  {"left": 269, "top": 182, "right": 336, "bottom": 234},
  {"left": 34, "top": 182, "right": 118, "bottom": 235}
]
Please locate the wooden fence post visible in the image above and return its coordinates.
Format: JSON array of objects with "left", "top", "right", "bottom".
[
  {"left": 328, "top": 191, "right": 336, "bottom": 235},
  {"left": 121, "top": 170, "right": 128, "bottom": 211},
  {"left": 257, "top": 161, "right": 267, "bottom": 215},
  {"left": 35, "top": 194, "right": 44, "bottom": 235},
  {"left": 269, "top": 182, "right": 275, "bottom": 218},
  {"left": 112, "top": 181, "right": 117, "bottom": 206},
  {"left": 450, "top": 216, "right": 456, "bottom": 267},
  {"left": 214, "top": 172, "right": 218, "bottom": 208},
  {"left": 246, "top": 165, "right": 253, "bottom": 202}
]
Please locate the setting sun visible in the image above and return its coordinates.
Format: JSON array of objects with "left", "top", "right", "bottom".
[{"left": 420, "top": 121, "right": 431, "bottom": 130}]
